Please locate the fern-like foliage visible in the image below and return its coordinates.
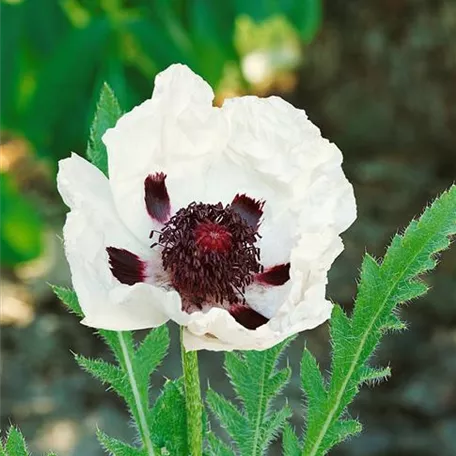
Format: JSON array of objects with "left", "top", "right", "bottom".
[
  {"left": 52, "top": 286, "right": 198, "bottom": 456},
  {"left": 283, "top": 185, "right": 456, "bottom": 456},
  {"left": 207, "top": 338, "right": 293, "bottom": 456},
  {"left": 54, "top": 286, "right": 172, "bottom": 455},
  {"left": 1, "top": 426, "right": 57, "bottom": 456}
]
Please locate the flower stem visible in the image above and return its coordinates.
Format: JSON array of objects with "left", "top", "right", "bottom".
[{"left": 180, "top": 327, "right": 203, "bottom": 456}]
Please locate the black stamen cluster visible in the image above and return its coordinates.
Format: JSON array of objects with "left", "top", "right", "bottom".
[{"left": 159, "top": 202, "right": 262, "bottom": 307}]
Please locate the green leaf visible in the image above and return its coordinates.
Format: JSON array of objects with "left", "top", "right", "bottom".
[
  {"left": 325, "top": 419, "right": 362, "bottom": 448},
  {"left": 149, "top": 379, "right": 189, "bottom": 456},
  {"left": 134, "top": 325, "right": 170, "bottom": 387},
  {"left": 97, "top": 429, "right": 145, "bottom": 456},
  {"left": 359, "top": 366, "right": 391, "bottom": 385},
  {"left": 208, "top": 338, "right": 293, "bottom": 456},
  {"left": 4, "top": 427, "right": 30, "bottom": 456},
  {"left": 262, "top": 405, "right": 292, "bottom": 448},
  {"left": 75, "top": 355, "right": 131, "bottom": 405},
  {"left": 282, "top": 425, "right": 301, "bottom": 456},
  {"left": 206, "top": 390, "right": 250, "bottom": 454},
  {"left": 381, "top": 313, "right": 407, "bottom": 332},
  {"left": 51, "top": 286, "right": 83, "bottom": 317},
  {"left": 300, "top": 185, "right": 456, "bottom": 456},
  {"left": 206, "top": 433, "right": 235, "bottom": 456},
  {"left": 301, "top": 348, "right": 327, "bottom": 413},
  {"left": 87, "top": 82, "right": 122, "bottom": 176}
]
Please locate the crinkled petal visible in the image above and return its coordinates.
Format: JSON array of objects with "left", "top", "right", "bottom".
[
  {"left": 57, "top": 153, "right": 180, "bottom": 330},
  {"left": 181, "top": 296, "right": 330, "bottom": 351},
  {"left": 103, "top": 64, "right": 229, "bottom": 241},
  {"left": 220, "top": 95, "right": 356, "bottom": 263}
]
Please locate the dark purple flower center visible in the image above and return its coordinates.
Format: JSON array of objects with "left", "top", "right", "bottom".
[
  {"left": 157, "top": 202, "right": 263, "bottom": 308},
  {"left": 106, "top": 174, "right": 292, "bottom": 330}
]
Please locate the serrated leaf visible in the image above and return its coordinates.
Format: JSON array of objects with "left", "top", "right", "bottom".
[
  {"left": 97, "top": 429, "right": 145, "bottom": 456},
  {"left": 262, "top": 405, "right": 292, "bottom": 448},
  {"left": 86, "top": 82, "right": 122, "bottom": 176},
  {"left": 301, "top": 349, "right": 327, "bottom": 409},
  {"left": 358, "top": 366, "right": 391, "bottom": 385},
  {"left": 51, "top": 285, "right": 83, "bottom": 317},
  {"left": 324, "top": 419, "right": 362, "bottom": 448},
  {"left": 98, "top": 329, "right": 123, "bottom": 360},
  {"left": 206, "top": 389, "right": 250, "bottom": 454},
  {"left": 206, "top": 433, "right": 235, "bottom": 456},
  {"left": 5, "top": 427, "right": 30, "bottom": 456},
  {"left": 209, "top": 338, "right": 293, "bottom": 456},
  {"left": 381, "top": 313, "right": 407, "bottom": 332},
  {"left": 391, "top": 280, "right": 428, "bottom": 302},
  {"left": 75, "top": 355, "right": 130, "bottom": 404},
  {"left": 135, "top": 325, "right": 170, "bottom": 386},
  {"left": 282, "top": 424, "right": 301, "bottom": 456},
  {"left": 149, "top": 379, "right": 189, "bottom": 456},
  {"left": 267, "top": 367, "right": 291, "bottom": 398},
  {"left": 97, "top": 331, "right": 135, "bottom": 376}
]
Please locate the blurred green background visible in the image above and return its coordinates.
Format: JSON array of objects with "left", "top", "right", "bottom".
[{"left": 1, "top": 0, "right": 455, "bottom": 455}]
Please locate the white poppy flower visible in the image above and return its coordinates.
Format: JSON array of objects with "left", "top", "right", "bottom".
[{"left": 57, "top": 64, "right": 356, "bottom": 351}]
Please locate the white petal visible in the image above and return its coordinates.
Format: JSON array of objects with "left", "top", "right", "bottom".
[
  {"left": 103, "top": 64, "right": 229, "bottom": 241},
  {"left": 183, "top": 307, "right": 281, "bottom": 351},
  {"left": 243, "top": 281, "right": 292, "bottom": 319},
  {"left": 57, "top": 153, "right": 179, "bottom": 330}
]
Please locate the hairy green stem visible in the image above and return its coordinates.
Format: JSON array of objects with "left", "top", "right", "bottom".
[
  {"left": 117, "top": 332, "right": 155, "bottom": 456},
  {"left": 180, "top": 327, "right": 203, "bottom": 456}
]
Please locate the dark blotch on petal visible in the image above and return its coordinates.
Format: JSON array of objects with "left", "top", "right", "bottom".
[
  {"left": 145, "top": 172, "right": 171, "bottom": 223},
  {"left": 231, "top": 193, "right": 264, "bottom": 230},
  {"left": 229, "top": 304, "right": 269, "bottom": 330},
  {"left": 107, "top": 247, "right": 146, "bottom": 285},
  {"left": 256, "top": 263, "right": 290, "bottom": 286}
]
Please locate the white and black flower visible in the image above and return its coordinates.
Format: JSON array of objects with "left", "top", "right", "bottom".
[{"left": 57, "top": 64, "right": 356, "bottom": 351}]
